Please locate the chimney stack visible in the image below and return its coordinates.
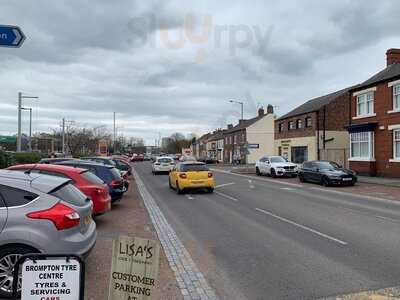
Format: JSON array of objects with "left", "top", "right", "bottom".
[
  {"left": 386, "top": 48, "right": 400, "bottom": 66},
  {"left": 258, "top": 107, "right": 265, "bottom": 117},
  {"left": 267, "top": 104, "right": 274, "bottom": 114},
  {"left": 227, "top": 124, "right": 233, "bottom": 129}
]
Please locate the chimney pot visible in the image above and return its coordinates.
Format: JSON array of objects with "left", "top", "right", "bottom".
[
  {"left": 386, "top": 48, "right": 400, "bottom": 66},
  {"left": 227, "top": 124, "right": 233, "bottom": 129},
  {"left": 267, "top": 104, "right": 274, "bottom": 114},
  {"left": 258, "top": 107, "right": 265, "bottom": 117}
]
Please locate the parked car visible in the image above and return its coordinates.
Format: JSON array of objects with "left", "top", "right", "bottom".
[
  {"left": 55, "top": 160, "right": 126, "bottom": 202},
  {"left": 255, "top": 155, "right": 298, "bottom": 177},
  {"left": 7, "top": 164, "right": 111, "bottom": 216},
  {"left": 0, "top": 170, "right": 96, "bottom": 297},
  {"left": 169, "top": 162, "right": 215, "bottom": 194},
  {"left": 111, "top": 157, "right": 132, "bottom": 175},
  {"left": 152, "top": 157, "right": 175, "bottom": 174},
  {"left": 131, "top": 154, "right": 144, "bottom": 162},
  {"left": 39, "top": 157, "right": 73, "bottom": 164},
  {"left": 81, "top": 156, "right": 116, "bottom": 166},
  {"left": 298, "top": 161, "right": 357, "bottom": 186},
  {"left": 198, "top": 156, "right": 219, "bottom": 164},
  {"left": 179, "top": 155, "right": 197, "bottom": 162}
]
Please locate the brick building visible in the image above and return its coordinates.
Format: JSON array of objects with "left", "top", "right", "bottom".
[
  {"left": 206, "top": 130, "right": 225, "bottom": 162},
  {"left": 275, "top": 87, "right": 353, "bottom": 165},
  {"left": 346, "top": 49, "right": 400, "bottom": 177},
  {"left": 224, "top": 106, "right": 275, "bottom": 164}
]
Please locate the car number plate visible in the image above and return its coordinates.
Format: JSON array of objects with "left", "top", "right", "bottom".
[
  {"left": 192, "top": 180, "right": 203, "bottom": 184},
  {"left": 342, "top": 178, "right": 352, "bottom": 181}
]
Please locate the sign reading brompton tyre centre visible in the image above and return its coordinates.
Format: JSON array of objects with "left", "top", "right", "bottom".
[
  {"left": 20, "top": 258, "right": 82, "bottom": 300},
  {"left": 108, "top": 236, "right": 160, "bottom": 300}
]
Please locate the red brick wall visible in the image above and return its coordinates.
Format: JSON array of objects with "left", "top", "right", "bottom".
[
  {"left": 350, "top": 79, "right": 400, "bottom": 177},
  {"left": 275, "top": 112, "right": 317, "bottom": 140},
  {"left": 349, "top": 161, "right": 377, "bottom": 176},
  {"left": 318, "top": 93, "right": 350, "bottom": 131}
]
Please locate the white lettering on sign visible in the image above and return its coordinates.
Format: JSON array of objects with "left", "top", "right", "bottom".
[
  {"left": 0, "top": 33, "right": 7, "bottom": 39},
  {"left": 108, "top": 236, "right": 160, "bottom": 300},
  {"left": 21, "top": 259, "right": 81, "bottom": 300}
]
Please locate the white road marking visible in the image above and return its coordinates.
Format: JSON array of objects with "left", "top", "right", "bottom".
[
  {"left": 185, "top": 194, "right": 195, "bottom": 200},
  {"left": 375, "top": 215, "right": 400, "bottom": 223},
  {"left": 310, "top": 187, "right": 399, "bottom": 203},
  {"left": 215, "top": 182, "right": 235, "bottom": 189},
  {"left": 211, "top": 168, "right": 303, "bottom": 188},
  {"left": 280, "top": 187, "right": 295, "bottom": 191},
  {"left": 214, "top": 191, "right": 239, "bottom": 202},
  {"left": 254, "top": 207, "right": 348, "bottom": 245}
]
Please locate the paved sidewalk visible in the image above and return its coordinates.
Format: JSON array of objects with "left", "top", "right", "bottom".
[{"left": 85, "top": 177, "right": 182, "bottom": 300}]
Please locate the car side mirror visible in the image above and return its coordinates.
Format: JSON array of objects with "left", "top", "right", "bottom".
[{"left": 265, "top": 160, "right": 270, "bottom": 164}]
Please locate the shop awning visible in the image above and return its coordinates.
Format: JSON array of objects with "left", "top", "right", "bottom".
[{"left": 345, "top": 122, "right": 377, "bottom": 133}]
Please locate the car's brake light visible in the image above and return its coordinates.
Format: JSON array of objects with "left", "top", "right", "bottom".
[
  {"left": 27, "top": 203, "right": 80, "bottom": 230},
  {"left": 179, "top": 173, "right": 187, "bottom": 179},
  {"left": 110, "top": 179, "right": 122, "bottom": 187},
  {"left": 208, "top": 172, "right": 213, "bottom": 178}
]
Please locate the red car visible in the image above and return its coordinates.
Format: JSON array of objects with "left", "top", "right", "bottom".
[{"left": 7, "top": 164, "right": 111, "bottom": 216}]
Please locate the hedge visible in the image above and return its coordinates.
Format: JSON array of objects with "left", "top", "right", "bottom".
[{"left": 0, "top": 151, "right": 42, "bottom": 168}]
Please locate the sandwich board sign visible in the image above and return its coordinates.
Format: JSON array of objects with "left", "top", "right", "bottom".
[
  {"left": 13, "top": 254, "right": 85, "bottom": 300},
  {"left": 108, "top": 236, "right": 160, "bottom": 300}
]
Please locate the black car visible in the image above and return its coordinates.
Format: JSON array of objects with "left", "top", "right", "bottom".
[
  {"left": 298, "top": 161, "right": 357, "bottom": 186},
  {"left": 39, "top": 157, "right": 73, "bottom": 164},
  {"left": 54, "top": 160, "right": 126, "bottom": 201}
]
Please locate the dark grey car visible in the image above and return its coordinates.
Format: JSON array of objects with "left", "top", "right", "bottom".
[{"left": 0, "top": 170, "right": 96, "bottom": 297}]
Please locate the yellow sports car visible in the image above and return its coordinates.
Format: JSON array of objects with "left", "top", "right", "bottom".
[{"left": 169, "top": 162, "right": 215, "bottom": 194}]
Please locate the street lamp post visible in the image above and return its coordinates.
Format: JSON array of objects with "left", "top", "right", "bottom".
[
  {"left": 229, "top": 100, "right": 244, "bottom": 120},
  {"left": 17, "top": 92, "right": 38, "bottom": 152},
  {"left": 21, "top": 107, "right": 32, "bottom": 151}
]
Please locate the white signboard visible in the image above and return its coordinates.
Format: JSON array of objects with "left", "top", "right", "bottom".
[{"left": 21, "top": 258, "right": 81, "bottom": 300}]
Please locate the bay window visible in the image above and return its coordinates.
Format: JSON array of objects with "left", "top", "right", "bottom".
[
  {"left": 356, "top": 92, "right": 374, "bottom": 117},
  {"left": 350, "top": 131, "right": 374, "bottom": 159}
]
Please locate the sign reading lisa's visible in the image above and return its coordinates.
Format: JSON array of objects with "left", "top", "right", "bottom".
[
  {"left": 108, "top": 236, "right": 160, "bottom": 300},
  {"left": 20, "top": 258, "right": 81, "bottom": 300}
]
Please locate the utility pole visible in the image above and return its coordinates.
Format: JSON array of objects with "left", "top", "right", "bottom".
[
  {"left": 113, "top": 112, "right": 116, "bottom": 153},
  {"left": 21, "top": 107, "right": 32, "bottom": 151},
  {"left": 229, "top": 99, "right": 244, "bottom": 120},
  {"left": 62, "top": 118, "right": 65, "bottom": 154},
  {"left": 17, "top": 93, "right": 38, "bottom": 152}
]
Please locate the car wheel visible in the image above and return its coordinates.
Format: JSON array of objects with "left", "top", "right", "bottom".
[
  {"left": 271, "top": 168, "right": 276, "bottom": 178},
  {"left": 299, "top": 174, "right": 305, "bottom": 182},
  {"left": 207, "top": 188, "right": 214, "bottom": 193},
  {"left": 176, "top": 181, "right": 183, "bottom": 194},
  {"left": 0, "top": 246, "right": 38, "bottom": 298},
  {"left": 322, "top": 176, "right": 331, "bottom": 187},
  {"left": 256, "top": 167, "right": 261, "bottom": 176}
]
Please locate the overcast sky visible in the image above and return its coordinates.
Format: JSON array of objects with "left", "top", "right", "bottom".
[{"left": 1, "top": 0, "right": 399, "bottom": 145}]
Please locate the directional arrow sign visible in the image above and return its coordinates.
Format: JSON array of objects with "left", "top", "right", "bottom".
[{"left": 0, "top": 25, "right": 25, "bottom": 48}]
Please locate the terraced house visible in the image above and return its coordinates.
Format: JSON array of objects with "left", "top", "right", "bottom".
[
  {"left": 275, "top": 87, "right": 353, "bottom": 166},
  {"left": 224, "top": 106, "right": 275, "bottom": 164},
  {"left": 346, "top": 49, "right": 400, "bottom": 177}
]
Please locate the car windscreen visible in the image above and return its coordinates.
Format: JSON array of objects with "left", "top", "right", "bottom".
[
  {"left": 316, "top": 161, "right": 340, "bottom": 170},
  {"left": 50, "top": 183, "right": 88, "bottom": 207},
  {"left": 270, "top": 157, "right": 286, "bottom": 163},
  {"left": 109, "top": 167, "right": 123, "bottom": 179},
  {"left": 157, "top": 158, "right": 173, "bottom": 163},
  {"left": 180, "top": 164, "right": 209, "bottom": 172},
  {"left": 81, "top": 171, "right": 105, "bottom": 185}
]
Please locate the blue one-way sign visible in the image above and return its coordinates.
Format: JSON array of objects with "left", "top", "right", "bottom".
[{"left": 0, "top": 25, "right": 25, "bottom": 48}]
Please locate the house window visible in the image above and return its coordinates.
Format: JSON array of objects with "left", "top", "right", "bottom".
[
  {"left": 278, "top": 123, "right": 284, "bottom": 132},
  {"left": 356, "top": 92, "right": 374, "bottom": 116},
  {"left": 393, "top": 84, "right": 400, "bottom": 111},
  {"left": 288, "top": 121, "right": 295, "bottom": 130},
  {"left": 296, "top": 119, "right": 303, "bottom": 129},
  {"left": 394, "top": 129, "right": 400, "bottom": 159},
  {"left": 291, "top": 146, "right": 308, "bottom": 164},
  {"left": 305, "top": 117, "right": 312, "bottom": 128},
  {"left": 350, "top": 131, "right": 374, "bottom": 159}
]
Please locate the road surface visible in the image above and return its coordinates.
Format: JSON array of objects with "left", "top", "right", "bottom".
[{"left": 134, "top": 162, "right": 400, "bottom": 300}]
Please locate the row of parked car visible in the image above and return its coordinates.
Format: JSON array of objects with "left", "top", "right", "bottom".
[
  {"left": 255, "top": 155, "right": 358, "bottom": 186},
  {"left": 0, "top": 155, "right": 132, "bottom": 297}
]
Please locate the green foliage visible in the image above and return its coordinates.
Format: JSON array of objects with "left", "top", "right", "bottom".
[{"left": 0, "top": 151, "right": 42, "bottom": 168}]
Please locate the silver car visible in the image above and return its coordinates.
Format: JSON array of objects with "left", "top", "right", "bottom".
[{"left": 0, "top": 170, "right": 96, "bottom": 298}]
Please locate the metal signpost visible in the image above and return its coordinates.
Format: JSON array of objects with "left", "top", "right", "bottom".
[
  {"left": 0, "top": 25, "right": 25, "bottom": 48},
  {"left": 12, "top": 254, "right": 85, "bottom": 300}
]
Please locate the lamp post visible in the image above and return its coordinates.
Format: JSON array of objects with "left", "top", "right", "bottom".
[
  {"left": 21, "top": 107, "right": 32, "bottom": 151},
  {"left": 17, "top": 92, "right": 38, "bottom": 152},
  {"left": 229, "top": 100, "right": 244, "bottom": 120}
]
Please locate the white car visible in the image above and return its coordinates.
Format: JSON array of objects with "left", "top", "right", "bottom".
[
  {"left": 255, "top": 156, "right": 298, "bottom": 177},
  {"left": 152, "top": 156, "right": 175, "bottom": 174}
]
